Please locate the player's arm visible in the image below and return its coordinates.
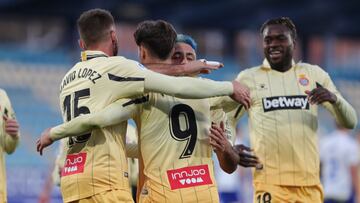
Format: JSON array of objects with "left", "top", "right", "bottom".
[
  {"left": 108, "top": 60, "right": 250, "bottom": 107},
  {"left": 210, "top": 109, "right": 258, "bottom": 171},
  {"left": 144, "top": 70, "right": 250, "bottom": 108},
  {"left": 305, "top": 69, "right": 357, "bottom": 129},
  {"left": 225, "top": 107, "right": 260, "bottom": 168},
  {"left": 210, "top": 121, "right": 239, "bottom": 174},
  {"left": 145, "top": 59, "right": 223, "bottom": 76},
  {"left": 36, "top": 98, "right": 138, "bottom": 155},
  {"left": 209, "top": 68, "right": 254, "bottom": 114},
  {"left": 1, "top": 90, "right": 19, "bottom": 154}
]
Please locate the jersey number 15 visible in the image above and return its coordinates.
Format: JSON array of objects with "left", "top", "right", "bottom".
[{"left": 63, "top": 88, "right": 91, "bottom": 145}]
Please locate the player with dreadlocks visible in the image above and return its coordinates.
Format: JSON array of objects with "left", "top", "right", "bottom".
[{"left": 220, "top": 17, "right": 357, "bottom": 203}]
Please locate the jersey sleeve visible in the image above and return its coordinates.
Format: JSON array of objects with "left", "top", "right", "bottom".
[
  {"left": 0, "top": 90, "right": 19, "bottom": 154},
  {"left": 143, "top": 69, "right": 234, "bottom": 99},
  {"left": 50, "top": 98, "right": 139, "bottom": 141},
  {"left": 103, "top": 59, "right": 234, "bottom": 100},
  {"left": 101, "top": 58, "right": 147, "bottom": 101},
  {"left": 316, "top": 67, "right": 357, "bottom": 129}
]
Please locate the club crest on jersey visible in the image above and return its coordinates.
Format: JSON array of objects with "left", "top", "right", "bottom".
[
  {"left": 262, "top": 95, "right": 309, "bottom": 112},
  {"left": 167, "top": 165, "right": 213, "bottom": 190},
  {"left": 61, "top": 153, "right": 87, "bottom": 176},
  {"left": 298, "top": 74, "right": 309, "bottom": 86}
]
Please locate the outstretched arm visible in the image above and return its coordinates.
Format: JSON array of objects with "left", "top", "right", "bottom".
[
  {"left": 144, "top": 70, "right": 250, "bottom": 108},
  {"left": 146, "top": 59, "right": 223, "bottom": 76},
  {"left": 36, "top": 98, "right": 137, "bottom": 155}
]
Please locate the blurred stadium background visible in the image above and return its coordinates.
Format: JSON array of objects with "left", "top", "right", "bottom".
[{"left": 0, "top": 0, "right": 359, "bottom": 202}]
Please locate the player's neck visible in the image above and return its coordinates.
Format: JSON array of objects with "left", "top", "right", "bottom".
[
  {"left": 271, "top": 60, "right": 292, "bottom": 72},
  {"left": 86, "top": 42, "right": 113, "bottom": 56},
  {"left": 143, "top": 57, "right": 169, "bottom": 65}
]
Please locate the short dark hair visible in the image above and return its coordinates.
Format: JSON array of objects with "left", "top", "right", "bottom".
[
  {"left": 77, "top": 8, "right": 115, "bottom": 47},
  {"left": 260, "top": 17, "right": 297, "bottom": 40},
  {"left": 133, "top": 20, "right": 177, "bottom": 60}
]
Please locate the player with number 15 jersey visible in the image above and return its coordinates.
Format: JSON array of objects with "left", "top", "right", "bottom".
[{"left": 58, "top": 50, "right": 236, "bottom": 202}]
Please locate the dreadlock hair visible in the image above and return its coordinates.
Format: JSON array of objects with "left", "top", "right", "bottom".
[{"left": 260, "top": 17, "right": 297, "bottom": 40}]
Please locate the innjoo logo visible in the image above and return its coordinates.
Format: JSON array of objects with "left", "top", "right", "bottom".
[
  {"left": 61, "top": 153, "right": 87, "bottom": 176},
  {"left": 167, "top": 165, "right": 212, "bottom": 190},
  {"left": 262, "top": 95, "right": 309, "bottom": 112}
]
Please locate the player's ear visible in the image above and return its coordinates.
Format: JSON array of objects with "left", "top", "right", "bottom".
[
  {"left": 293, "top": 39, "right": 296, "bottom": 49},
  {"left": 139, "top": 45, "right": 146, "bottom": 61},
  {"left": 110, "top": 30, "right": 117, "bottom": 43},
  {"left": 79, "top": 39, "right": 86, "bottom": 50}
]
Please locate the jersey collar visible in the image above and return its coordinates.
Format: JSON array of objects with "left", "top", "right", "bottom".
[
  {"left": 261, "top": 59, "right": 296, "bottom": 70},
  {"left": 80, "top": 50, "right": 108, "bottom": 61}
]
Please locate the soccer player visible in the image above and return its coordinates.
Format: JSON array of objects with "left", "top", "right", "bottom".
[
  {"left": 171, "top": 34, "right": 257, "bottom": 172},
  {"left": 225, "top": 17, "right": 358, "bottom": 202},
  {"left": 37, "top": 26, "right": 245, "bottom": 202},
  {"left": 320, "top": 124, "right": 360, "bottom": 203},
  {"left": 0, "top": 89, "right": 20, "bottom": 203},
  {"left": 36, "top": 9, "right": 250, "bottom": 203}
]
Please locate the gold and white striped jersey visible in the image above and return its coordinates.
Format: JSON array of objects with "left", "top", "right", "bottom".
[
  {"left": 59, "top": 50, "right": 146, "bottom": 202},
  {"left": 227, "top": 60, "right": 357, "bottom": 186},
  {"left": 133, "top": 93, "right": 223, "bottom": 203}
]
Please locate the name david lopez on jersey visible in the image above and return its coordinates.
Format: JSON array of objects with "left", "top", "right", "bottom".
[
  {"left": 166, "top": 165, "right": 213, "bottom": 190},
  {"left": 60, "top": 68, "right": 102, "bottom": 92},
  {"left": 262, "top": 95, "right": 309, "bottom": 112}
]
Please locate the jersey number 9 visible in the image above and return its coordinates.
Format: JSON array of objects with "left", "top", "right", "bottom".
[{"left": 169, "top": 104, "right": 197, "bottom": 159}]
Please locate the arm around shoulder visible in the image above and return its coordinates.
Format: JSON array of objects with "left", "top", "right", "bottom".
[{"left": 143, "top": 70, "right": 233, "bottom": 99}]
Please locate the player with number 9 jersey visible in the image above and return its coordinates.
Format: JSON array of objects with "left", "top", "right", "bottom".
[{"left": 133, "top": 93, "right": 225, "bottom": 203}]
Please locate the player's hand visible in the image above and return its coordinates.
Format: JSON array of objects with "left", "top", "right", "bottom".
[
  {"left": 36, "top": 128, "right": 53, "bottom": 156},
  {"left": 230, "top": 81, "right": 251, "bottom": 109},
  {"left": 3, "top": 116, "right": 19, "bottom": 138},
  {"left": 209, "top": 122, "right": 232, "bottom": 153},
  {"left": 182, "top": 59, "right": 224, "bottom": 75},
  {"left": 305, "top": 83, "right": 337, "bottom": 104},
  {"left": 233, "top": 144, "right": 259, "bottom": 168}
]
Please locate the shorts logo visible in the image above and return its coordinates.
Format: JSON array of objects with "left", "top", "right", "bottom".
[
  {"left": 167, "top": 165, "right": 213, "bottom": 190},
  {"left": 61, "top": 153, "right": 87, "bottom": 176},
  {"left": 262, "top": 95, "right": 309, "bottom": 112},
  {"left": 298, "top": 74, "right": 309, "bottom": 86}
]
